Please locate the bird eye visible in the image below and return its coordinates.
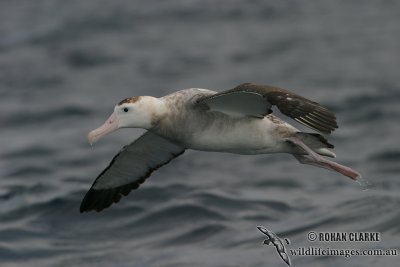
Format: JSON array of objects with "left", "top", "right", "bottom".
[{"left": 123, "top": 107, "right": 129, "bottom": 112}]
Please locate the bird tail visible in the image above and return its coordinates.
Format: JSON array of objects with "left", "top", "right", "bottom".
[{"left": 295, "top": 132, "right": 336, "bottom": 158}]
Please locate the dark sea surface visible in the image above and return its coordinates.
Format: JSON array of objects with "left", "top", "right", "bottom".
[{"left": 1, "top": 1, "right": 399, "bottom": 266}]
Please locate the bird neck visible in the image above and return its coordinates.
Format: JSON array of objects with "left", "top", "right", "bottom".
[{"left": 142, "top": 96, "right": 168, "bottom": 128}]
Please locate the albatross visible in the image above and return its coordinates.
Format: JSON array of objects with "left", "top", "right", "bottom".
[{"left": 80, "top": 83, "right": 364, "bottom": 212}]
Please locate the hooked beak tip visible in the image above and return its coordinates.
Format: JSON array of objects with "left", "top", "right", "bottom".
[
  {"left": 87, "top": 130, "right": 98, "bottom": 146},
  {"left": 86, "top": 112, "right": 118, "bottom": 146}
]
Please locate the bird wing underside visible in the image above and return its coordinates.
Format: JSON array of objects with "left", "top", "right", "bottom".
[{"left": 80, "top": 131, "right": 185, "bottom": 212}]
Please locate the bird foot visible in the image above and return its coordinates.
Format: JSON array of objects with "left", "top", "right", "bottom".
[{"left": 287, "top": 137, "right": 370, "bottom": 187}]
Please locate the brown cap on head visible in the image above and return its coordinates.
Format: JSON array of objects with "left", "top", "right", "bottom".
[{"left": 118, "top": 96, "right": 141, "bottom": 105}]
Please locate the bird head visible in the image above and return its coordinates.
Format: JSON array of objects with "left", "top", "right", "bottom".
[{"left": 87, "top": 96, "right": 164, "bottom": 145}]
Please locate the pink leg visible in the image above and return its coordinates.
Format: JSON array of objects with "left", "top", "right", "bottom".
[{"left": 287, "top": 137, "right": 371, "bottom": 189}]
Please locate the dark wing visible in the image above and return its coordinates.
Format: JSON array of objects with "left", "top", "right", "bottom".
[
  {"left": 197, "top": 83, "right": 338, "bottom": 134},
  {"left": 80, "top": 131, "right": 185, "bottom": 212}
]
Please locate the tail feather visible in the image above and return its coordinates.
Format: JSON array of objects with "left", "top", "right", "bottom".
[
  {"left": 295, "top": 132, "right": 335, "bottom": 158},
  {"left": 306, "top": 133, "right": 334, "bottom": 148},
  {"left": 296, "top": 132, "right": 334, "bottom": 148}
]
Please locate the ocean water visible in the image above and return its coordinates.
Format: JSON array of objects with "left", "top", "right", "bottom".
[{"left": 1, "top": 1, "right": 399, "bottom": 266}]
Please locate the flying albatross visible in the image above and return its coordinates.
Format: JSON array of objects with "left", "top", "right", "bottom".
[{"left": 80, "top": 83, "right": 365, "bottom": 212}]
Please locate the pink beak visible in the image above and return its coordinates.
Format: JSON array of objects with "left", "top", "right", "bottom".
[{"left": 87, "top": 112, "right": 118, "bottom": 145}]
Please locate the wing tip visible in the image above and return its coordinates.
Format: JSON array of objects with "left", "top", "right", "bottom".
[
  {"left": 79, "top": 188, "right": 106, "bottom": 213},
  {"left": 79, "top": 183, "right": 139, "bottom": 213}
]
